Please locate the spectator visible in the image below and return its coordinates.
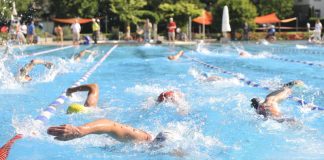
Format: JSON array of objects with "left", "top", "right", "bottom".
[
  {"left": 27, "top": 20, "right": 35, "bottom": 44},
  {"left": 314, "top": 19, "right": 322, "bottom": 41},
  {"left": 144, "top": 19, "right": 152, "bottom": 42},
  {"left": 243, "top": 22, "right": 249, "bottom": 41},
  {"left": 92, "top": 18, "right": 100, "bottom": 44},
  {"left": 54, "top": 25, "right": 63, "bottom": 44},
  {"left": 71, "top": 19, "right": 81, "bottom": 45},
  {"left": 167, "top": 18, "right": 176, "bottom": 42},
  {"left": 21, "top": 22, "right": 27, "bottom": 38}
]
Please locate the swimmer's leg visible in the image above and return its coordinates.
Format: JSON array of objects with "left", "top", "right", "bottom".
[{"left": 47, "top": 119, "right": 152, "bottom": 142}]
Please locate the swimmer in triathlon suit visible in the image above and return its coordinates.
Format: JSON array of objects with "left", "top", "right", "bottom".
[
  {"left": 47, "top": 119, "right": 184, "bottom": 155},
  {"left": 65, "top": 83, "right": 99, "bottom": 114},
  {"left": 74, "top": 49, "right": 96, "bottom": 62},
  {"left": 17, "top": 59, "right": 53, "bottom": 82},
  {"left": 168, "top": 50, "right": 184, "bottom": 60},
  {"left": 250, "top": 80, "right": 304, "bottom": 122}
]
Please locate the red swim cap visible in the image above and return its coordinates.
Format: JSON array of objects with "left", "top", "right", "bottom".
[{"left": 157, "top": 91, "right": 174, "bottom": 103}]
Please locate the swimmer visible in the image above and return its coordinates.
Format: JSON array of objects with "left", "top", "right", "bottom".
[
  {"left": 65, "top": 83, "right": 99, "bottom": 114},
  {"left": 250, "top": 80, "right": 304, "bottom": 123},
  {"left": 47, "top": 118, "right": 184, "bottom": 156},
  {"left": 156, "top": 90, "right": 185, "bottom": 105},
  {"left": 200, "top": 72, "right": 223, "bottom": 82},
  {"left": 239, "top": 50, "right": 252, "bottom": 58},
  {"left": 74, "top": 49, "right": 96, "bottom": 62},
  {"left": 16, "top": 59, "right": 53, "bottom": 82},
  {"left": 168, "top": 50, "right": 184, "bottom": 61}
]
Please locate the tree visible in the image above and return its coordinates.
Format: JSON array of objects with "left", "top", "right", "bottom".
[
  {"left": 213, "top": 0, "right": 257, "bottom": 37},
  {"left": 49, "top": 0, "right": 98, "bottom": 18},
  {"left": 0, "top": 0, "right": 33, "bottom": 22},
  {"left": 158, "top": 0, "right": 205, "bottom": 29},
  {"left": 256, "top": 0, "right": 295, "bottom": 19}
]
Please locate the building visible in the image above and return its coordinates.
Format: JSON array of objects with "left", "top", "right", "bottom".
[{"left": 295, "top": 0, "right": 324, "bottom": 23}]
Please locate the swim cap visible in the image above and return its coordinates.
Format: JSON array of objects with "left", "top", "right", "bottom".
[
  {"left": 66, "top": 103, "right": 87, "bottom": 114},
  {"left": 157, "top": 91, "right": 174, "bottom": 103},
  {"left": 251, "top": 98, "right": 261, "bottom": 109},
  {"left": 201, "top": 72, "right": 209, "bottom": 78},
  {"left": 150, "top": 131, "right": 173, "bottom": 149}
]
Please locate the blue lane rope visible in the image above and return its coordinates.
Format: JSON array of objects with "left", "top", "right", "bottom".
[
  {"left": 267, "top": 56, "right": 324, "bottom": 68},
  {"left": 183, "top": 54, "right": 324, "bottom": 111},
  {"left": 268, "top": 47, "right": 324, "bottom": 55},
  {"left": 16, "top": 45, "right": 73, "bottom": 58},
  {"left": 34, "top": 45, "right": 118, "bottom": 123}
]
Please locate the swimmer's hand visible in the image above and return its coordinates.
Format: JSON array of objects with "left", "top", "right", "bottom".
[
  {"left": 45, "top": 62, "right": 53, "bottom": 69},
  {"left": 66, "top": 88, "right": 73, "bottom": 97},
  {"left": 47, "top": 124, "right": 82, "bottom": 141}
]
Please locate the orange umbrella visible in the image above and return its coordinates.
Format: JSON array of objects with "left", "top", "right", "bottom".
[
  {"left": 193, "top": 10, "right": 213, "bottom": 25},
  {"left": 254, "top": 13, "right": 280, "bottom": 24},
  {"left": 53, "top": 18, "right": 93, "bottom": 24}
]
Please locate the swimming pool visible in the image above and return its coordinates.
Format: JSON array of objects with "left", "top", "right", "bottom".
[{"left": 0, "top": 42, "right": 323, "bottom": 159}]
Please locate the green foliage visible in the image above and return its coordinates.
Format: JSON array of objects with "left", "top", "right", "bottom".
[
  {"left": 158, "top": 0, "right": 204, "bottom": 27},
  {"left": 0, "top": 0, "right": 33, "bottom": 21},
  {"left": 256, "top": 0, "right": 295, "bottom": 19},
  {"left": 50, "top": 0, "right": 98, "bottom": 18},
  {"left": 213, "top": 0, "right": 257, "bottom": 32},
  {"left": 110, "top": 0, "right": 153, "bottom": 25}
]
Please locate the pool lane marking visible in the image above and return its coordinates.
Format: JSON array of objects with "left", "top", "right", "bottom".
[
  {"left": 269, "top": 47, "right": 324, "bottom": 55},
  {"left": 35, "top": 45, "right": 118, "bottom": 123},
  {"left": 267, "top": 56, "right": 324, "bottom": 68},
  {"left": 16, "top": 45, "right": 73, "bottom": 58},
  {"left": 183, "top": 54, "right": 324, "bottom": 111}
]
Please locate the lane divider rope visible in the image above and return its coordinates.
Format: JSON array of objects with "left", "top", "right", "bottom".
[
  {"left": 16, "top": 45, "right": 73, "bottom": 58},
  {"left": 183, "top": 54, "right": 323, "bottom": 111},
  {"left": 268, "top": 56, "right": 324, "bottom": 68}
]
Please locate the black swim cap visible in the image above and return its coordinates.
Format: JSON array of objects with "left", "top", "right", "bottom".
[{"left": 251, "top": 98, "right": 261, "bottom": 109}]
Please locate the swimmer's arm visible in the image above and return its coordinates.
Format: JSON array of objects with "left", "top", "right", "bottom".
[
  {"left": 265, "top": 86, "right": 292, "bottom": 103},
  {"left": 48, "top": 119, "right": 152, "bottom": 141},
  {"left": 66, "top": 83, "right": 98, "bottom": 96}
]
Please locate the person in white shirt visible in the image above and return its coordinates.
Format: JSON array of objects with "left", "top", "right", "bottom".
[
  {"left": 21, "top": 22, "right": 27, "bottom": 37},
  {"left": 314, "top": 19, "right": 322, "bottom": 41},
  {"left": 71, "top": 19, "right": 81, "bottom": 45}
]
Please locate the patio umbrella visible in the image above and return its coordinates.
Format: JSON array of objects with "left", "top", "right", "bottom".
[
  {"left": 222, "top": 5, "right": 231, "bottom": 37},
  {"left": 12, "top": 2, "right": 17, "bottom": 16}
]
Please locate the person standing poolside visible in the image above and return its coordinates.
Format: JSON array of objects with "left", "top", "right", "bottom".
[
  {"left": 21, "top": 22, "right": 27, "bottom": 38},
  {"left": 27, "top": 21, "right": 35, "bottom": 44},
  {"left": 250, "top": 80, "right": 304, "bottom": 122},
  {"left": 92, "top": 18, "right": 100, "bottom": 44},
  {"left": 71, "top": 19, "right": 81, "bottom": 45},
  {"left": 314, "top": 19, "right": 322, "bottom": 41},
  {"left": 55, "top": 25, "right": 63, "bottom": 44},
  {"left": 17, "top": 59, "right": 53, "bottom": 82},
  {"left": 167, "top": 18, "right": 176, "bottom": 42},
  {"left": 144, "top": 19, "right": 152, "bottom": 42}
]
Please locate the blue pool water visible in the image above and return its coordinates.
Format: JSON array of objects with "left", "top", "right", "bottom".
[{"left": 0, "top": 42, "right": 324, "bottom": 159}]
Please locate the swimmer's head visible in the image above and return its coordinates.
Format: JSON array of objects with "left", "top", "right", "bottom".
[
  {"left": 251, "top": 97, "right": 261, "bottom": 109},
  {"left": 284, "top": 80, "right": 304, "bottom": 88},
  {"left": 201, "top": 72, "right": 209, "bottom": 78},
  {"left": 150, "top": 131, "right": 173, "bottom": 150},
  {"left": 157, "top": 91, "right": 175, "bottom": 103},
  {"left": 66, "top": 103, "right": 87, "bottom": 114}
]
